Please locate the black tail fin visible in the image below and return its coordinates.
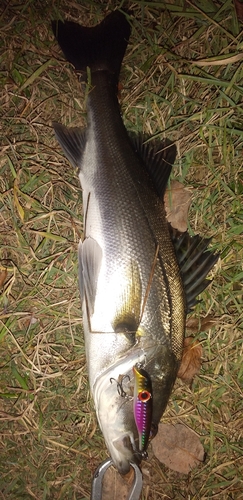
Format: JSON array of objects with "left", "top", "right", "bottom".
[{"left": 52, "top": 11, "right": 131, "bottom": 82}]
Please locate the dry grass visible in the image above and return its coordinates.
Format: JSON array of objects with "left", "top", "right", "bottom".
[{"left": 0, "top": 1, "right": 242, "bottom": 499}]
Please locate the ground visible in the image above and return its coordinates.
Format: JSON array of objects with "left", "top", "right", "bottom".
[{"left": 0, "top": 1, "right": 242, "bottom": 499}]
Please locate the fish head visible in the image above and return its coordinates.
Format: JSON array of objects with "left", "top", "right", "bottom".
[
  {"left": 92, "top": 350, "right": 147, "bottom": 474},
  {"left": 93, "top": 342, "right": 178, "bottom": 474}
]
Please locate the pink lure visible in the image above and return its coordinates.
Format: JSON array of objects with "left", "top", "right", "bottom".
[{"left": 133, "top": 364, "right": 153, "bottom": 454}]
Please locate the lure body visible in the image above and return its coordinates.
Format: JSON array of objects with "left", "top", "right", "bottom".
[{"left": 133, "top": 364, "right": 153, "bottom": 454}]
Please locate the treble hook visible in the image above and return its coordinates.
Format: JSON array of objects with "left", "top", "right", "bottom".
[
  {"left": 110, "top": 374, "right": 131, "bottom": 398},
  {"left": 91, "top": 457, "right": 143, "bottom": 500}
]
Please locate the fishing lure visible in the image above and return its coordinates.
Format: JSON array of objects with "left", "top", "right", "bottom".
[{"left": 133, "top": 364, "right": 153, "bottom": 455}]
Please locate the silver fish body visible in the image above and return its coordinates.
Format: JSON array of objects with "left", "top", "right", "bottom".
[
  {"left": 78, "top": 69, "right": 184, "bottom": 472},
  {"left": 52, "top": 11, "right": 218, "bottom": 474}
]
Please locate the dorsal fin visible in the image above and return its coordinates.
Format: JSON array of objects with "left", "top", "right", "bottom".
[
  {"left": 53, "top": 122, "right": 86, "bottom": 168},
  {"left": 170, "top": 228, "right": 219, "bottom": 312},
  {"left": 130, "top": 134, "right": 177, "bottom": 198}
]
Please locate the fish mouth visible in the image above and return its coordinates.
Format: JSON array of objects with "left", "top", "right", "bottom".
[
  {"left": 92, "top": 344, "right": 159, "bottom": 473},
  {"left": 112, "top": 433, "right": 138, "bottom": 475},
  {"left": 92, "top": 347, "right": 148, "bottom": 473}
]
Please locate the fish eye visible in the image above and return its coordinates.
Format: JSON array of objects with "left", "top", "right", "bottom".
[{"left": 138, "top": 390, "right": 151, "bottom": 402}]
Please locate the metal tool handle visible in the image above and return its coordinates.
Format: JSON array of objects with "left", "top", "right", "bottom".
[{"left": 91, "top": 458, "right": 143, "bottom": 500}]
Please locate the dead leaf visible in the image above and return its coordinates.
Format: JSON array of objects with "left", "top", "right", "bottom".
[
  {"left": 164, "top": 180, "right": 192, "bottom": 232},
  {"left": 191, "top": 52, "right": 243, "bottom": 66},
  {"left": 234, "top": 0, "right": 243, "bottom": 22},
  {"left": 0, "top": 269, "right": 7, "bottom": 288},
  {"left": 101, "top": 464, "right": 138, "bottom": 500},
  {"left": 13, "top": 179, "right": 25, "bottom": 222},
  {"left": 186, "top": 315, "right": 217, "bottom": 333},
  {"left": 177, "top": 337, "right": 203, "bottom": 384},
  {"left": 152, "top": 423, "right": 205, "bottom": 474}
]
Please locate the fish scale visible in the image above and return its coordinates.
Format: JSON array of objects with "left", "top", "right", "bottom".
[{"left": 83, "top": 72, "right": 184, "bottom": 348}]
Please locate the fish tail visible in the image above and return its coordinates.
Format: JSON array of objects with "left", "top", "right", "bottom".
[{"left": 52, "top": 11, "right": 131, "bottom": 84}]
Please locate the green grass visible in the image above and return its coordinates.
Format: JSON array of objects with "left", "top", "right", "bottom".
[{"left": 0, "top": 0, "right": 242, "bottom": 499}]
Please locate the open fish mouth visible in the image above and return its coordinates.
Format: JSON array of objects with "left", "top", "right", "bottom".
[
  {"left": 92, "top": 348, "right": 150, "bottom": 474},
  {"left": 112, "top": 434, "right": 138, "bottom": 475}
]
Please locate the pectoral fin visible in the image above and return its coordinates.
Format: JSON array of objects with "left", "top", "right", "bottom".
[
  {"left": 112, "top": 260, "right": 142, "bottom": 337},
  {"left": 78, "top": 237, "right": 102, "bottom": 316}
]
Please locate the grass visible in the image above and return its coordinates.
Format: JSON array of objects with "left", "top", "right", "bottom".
[{"left": 0, "top": 0, "right": 242, "bottom": 499}]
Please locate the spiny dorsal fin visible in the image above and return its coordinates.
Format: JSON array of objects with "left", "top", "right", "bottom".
[
  {"left": 130, "top": 134, "right": 177, "bottom": 198},
  {"left": 53, "top": 122, "right": 86, "bottom": 169},
  {"left": 171, "top": 228, "right": 219, "bottom": 312}
]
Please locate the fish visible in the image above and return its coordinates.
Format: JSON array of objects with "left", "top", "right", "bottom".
[{"left": 51, "top": 10, "right": 219, "bottom": 475}]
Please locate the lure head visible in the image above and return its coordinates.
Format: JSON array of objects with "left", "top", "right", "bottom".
[{"left": 133, "top": 363, "right": 153, "bottom": 454}]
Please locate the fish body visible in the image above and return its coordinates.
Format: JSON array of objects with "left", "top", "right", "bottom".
[{"left": 52, "top": 11, "right": 218, "bottom": 474}]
